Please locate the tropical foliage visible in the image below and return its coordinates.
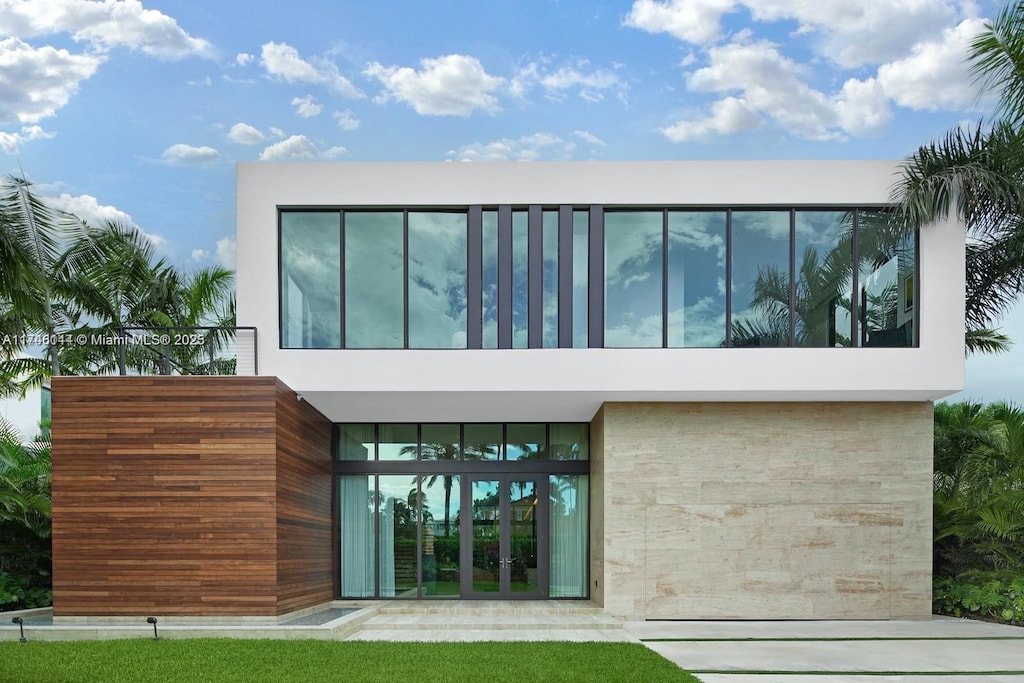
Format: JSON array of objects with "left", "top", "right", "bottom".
[
  {"left": 893, "top": 2, "right": 1024, "bottom": 353},
  {"left": 0, "top": 175, "right": 236, "bottom": 396},
  {"left": 0, "top": 418, "right": 51, "bottom": 609},
  {"left": 933, "top": 401, "right": 1024, "bottom": 623}
]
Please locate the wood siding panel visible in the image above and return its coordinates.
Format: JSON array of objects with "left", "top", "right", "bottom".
[
  {"left": 52, "top": 376, "right": 281, "bottom": 617},
  {"left": 274, "top": 381, "right": 334, "bottom": 615}
]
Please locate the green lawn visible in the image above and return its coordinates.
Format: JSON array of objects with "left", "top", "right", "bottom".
[{"left": 0, "top": 639, "right": 699, "bottom": 683}]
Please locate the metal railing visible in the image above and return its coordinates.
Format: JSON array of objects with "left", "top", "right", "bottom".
[{"left": 111, "top": 326, "right": 258, "bottom": 376}]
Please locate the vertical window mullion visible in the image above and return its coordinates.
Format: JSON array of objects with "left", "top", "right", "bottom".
[
  {"left": 339, "top": 211, "right": 346, "bottom": 348},
  {"left": 528, "top": 205, "right": 543, "bottom": 348},
  {"left": 467, "top": 206, "right": 483, "bottom": 349},
  {"left": 498, "top": 205, "right": 513, "bottom": 349},
  {"left": 725, "top": 209, "right": 733, "bottom": 347},
  {"left": 662, "top": 209, "right": 669, "bottom": 348},
  {"left": 557, "top": 206, "right": 573, "bottom": 348},
  {"left": 588, "top": 205, "right": 604, "bottom": 348},
  {"left": 789, "top": 209, "right": 796, "bottom": 347},
  {"left": 403, "top": 211, "right": 410, "bottom": 349},
  {"left": 851, "top": 210, "right": 860, "bottom": 348}
]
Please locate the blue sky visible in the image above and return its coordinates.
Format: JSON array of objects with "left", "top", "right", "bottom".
[{"left": 0, "top": 0, "right": 1020, "bottom": 417}]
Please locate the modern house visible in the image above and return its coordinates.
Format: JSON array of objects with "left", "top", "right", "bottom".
[{"left": 50, "top": 161, "right": 965, "bottom": 621}]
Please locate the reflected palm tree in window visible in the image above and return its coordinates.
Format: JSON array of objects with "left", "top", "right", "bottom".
[
  {"left": 402, "top": 441, "right": 495, "bottom": 537},
  {"left": 731, "top": 212, "right": 913, "bottom": 348}
]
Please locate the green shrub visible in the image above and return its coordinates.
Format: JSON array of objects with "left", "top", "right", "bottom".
[{"left": 933, "top": 571, "right": 1024, "bottom": 623}]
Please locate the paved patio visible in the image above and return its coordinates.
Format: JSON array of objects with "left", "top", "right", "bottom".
[
  {"left": 628, "top": 617, "right": 1024, "bottom": 682},
  {"left": 5, "top": 604, "right": 1024, "bottom": 681}
]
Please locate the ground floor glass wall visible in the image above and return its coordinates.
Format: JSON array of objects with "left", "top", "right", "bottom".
[{"left": 335, "top": 423, "right": 589, "bottom": 599}]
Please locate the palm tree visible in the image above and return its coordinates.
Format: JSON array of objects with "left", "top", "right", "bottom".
[
  {"left": 892, "top": 3, "right": 1024, "bottom": 352},
  {"left": 0, "top": 176, "right": 83, "bottom": 378}
]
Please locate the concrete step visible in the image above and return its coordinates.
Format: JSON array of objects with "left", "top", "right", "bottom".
[
  {"left": 377, "top": 600, "right": 605, "bottom": 616},
  {"left": 349, "top": 628, "right": 636, "bottom": 642},
  {"left": 358, "top": 613, "right": 623, "bottom": 631}
]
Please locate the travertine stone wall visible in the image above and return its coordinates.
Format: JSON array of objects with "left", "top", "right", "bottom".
[{"left": 592, "top": 402, "right": 933, "bottom": 619}]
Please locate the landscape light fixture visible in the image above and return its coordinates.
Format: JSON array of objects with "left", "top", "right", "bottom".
[
  {"left": 146, "top": 616, "right": 159, "bottom": 640},
  {"left": 11, "top": 616, "right": 26, "bottom": 642}
]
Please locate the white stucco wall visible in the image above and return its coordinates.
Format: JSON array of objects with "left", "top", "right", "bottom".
[{"left": 236, "top": 161, "right": 965, "bottom": 422}]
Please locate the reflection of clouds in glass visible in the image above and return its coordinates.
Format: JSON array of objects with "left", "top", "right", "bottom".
[
  {"left": 668, "top": 297, "right": 726, "bottom": 348},
  {"left": 605, "top": 212, "right": 662, "bottom": 347},
  {"left": 734, "top": 211, "right": 789, "bottom": 241},
  {"left": 409, "top": 212, "right": 467, "bottom": 348},
  {"left": 281, "top": 212, "right": 340, "bottom": 347},
  {"left": 346, "top": 212, "right": 404, "bottom": 348},
  {"left": 668, "top": 212, "right": 726, "bottom": 264},
  {"left": 795, "top": 211, "right": 849, "bottom": 245},
  {"left": 605, "top": 312, "right": 661, "bottom": 347}
]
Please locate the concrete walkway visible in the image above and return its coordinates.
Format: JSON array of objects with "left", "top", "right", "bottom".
[{"left": 625, "top": 617, "right": 1024, "bottom": 682}]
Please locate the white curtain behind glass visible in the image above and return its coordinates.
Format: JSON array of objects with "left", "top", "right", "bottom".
[
  {"left": 550, "top": 475, "right": 588, "bottom": 597},
  {"left": 340, "top": 476, "right": 374, "bottom": 597}
]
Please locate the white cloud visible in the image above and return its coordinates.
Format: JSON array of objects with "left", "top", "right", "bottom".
[
  {"left": 228, "top": 122, "right": 264, "bottom": 145},
  {"left": 291, "top": 94, "right": 322, "bottom": 118},
  {"left": 743, "top": 0, "right": 959, "bottom": 68},
  {"left": 835, "top": 77, "right": 892, "bottom": 136},
  {"left": 624, "top": 0, "right": 737, "bottom": 45},
  {"left": 667, "top": 38, "right": 901, "bottom": 142},
  {"left": 876, "top": 17, "right": 985, "bottom": 111},
  {"left": 269, "top": 126, "right": 285, "bottom": 138},
  {"left": 191, "top": 248, "right": 209, "bottom": 261},
  {"left": 446, "top": 133, "right": 576, "bottom": 161},
  {"left": 260, "top": 41, "right": 363, "bottom": 98},
  {"left": 662, "top": 96, "right": 763, "bottom": 142},
  {"left": 571, "top": 130, "right": 606, "bottom": 146},
  {"left": 511, "top": 59, "right": 627, "bottom": 103},
  {"left": 0, "top": 125, "right": 54, "bottom": 154},
  {"left": 258, "top": 134, "right": 347, "bottom": 161},
  {"left": 46, "top": 191, "right": 167, "bottom": 248},
  {"left": 0, "top": 0, "right": 213, "bottom": 59},
  {"left": 235, "top": 52, "right": 253, "bottom": 66},
  {"left": 333, "top": 109, "right": 360, "bottom": 130},
  {"left": 0, "top": 37, "right": 102, "bottom": 124},
  {"left": 161, "top": 143, "right": 221, "bottom": 165},
  {"left": 216, "top": 236, "right": 236, "bottom": 269},
  {"left": 365, "top": 54, "right": 503, "bottom": 116}
]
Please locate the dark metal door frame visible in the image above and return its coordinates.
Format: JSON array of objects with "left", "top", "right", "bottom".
[{"left": 461, "top": 474, "right": 548, "bottom": 599}]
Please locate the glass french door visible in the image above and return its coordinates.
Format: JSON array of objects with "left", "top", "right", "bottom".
[{"left": 463, "top": 476, "right": 546, "bottom": 598}]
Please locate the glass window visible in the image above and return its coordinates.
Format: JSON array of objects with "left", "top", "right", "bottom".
[
  {"left": 338, "top": 424, "right": 373, "bottom": 460},
  {"left": 408, "top": 212, "right": 467, "bottom": 348},
  {"left": 345, "top": 212, "right": 404, "bottom": 348},
  {"left": 731, "top": 211, "right": 791, "bottom": 347},
  {"left": 280, "top": 212, "right": 340, "bottom": 348},
  {"left": 542, "top": 210, "right": 559, "bottom": 348},
  {"left": 420, "top": 424, "right": 461, "bottom": 463},
  {"left": 379, "top": 475, "right": 418, "bottom": 597},
  {"left": 858, "top": 211, "right": 915, "bottom": 347},
  {"left": 512, "top": 210, "right": 529, "bottom": 348},
  {"left": 506, "top": 423, "right": 546, "bottom": 461},
  {"left": 795, "top": 211, "right": 853, "bottom": 347},
  {"left": 605, "top": 211, "right": 663, "bottom": 347},
  {"left": 550, "top": 474, "right": 588, "bottom": 598},
  {"left": 572, "top": 211, "right": 589, "bottom": 348},
  {"left": 482, "top": 211, "right": 498, "bottom": 349},
  {"left": 550, "top": 423, "right": 589, "bottom": 461},
  {"left": 422, "top": 474, "right": 460, "bottom": 597},
  {"left": 667, "top": 211, "right": 726, "bottom": 348},
  {"left": 378, "top": 424, "right": 417, "bottom": 461},
  {"left": 464, "top": 423, "right": 501, "bottom": 461},
  {"left": 339, "top": 475, "right": 374, "bottom": 597}
]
